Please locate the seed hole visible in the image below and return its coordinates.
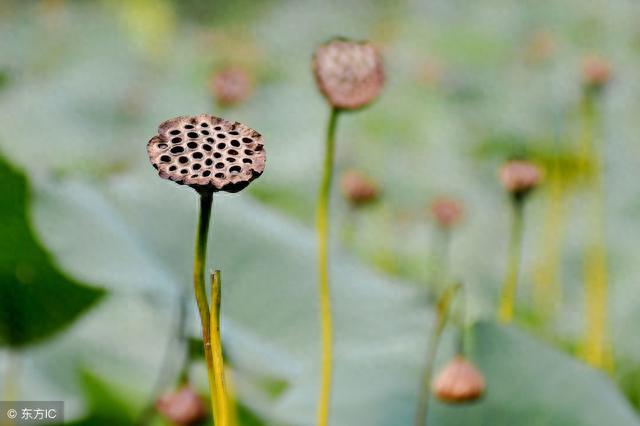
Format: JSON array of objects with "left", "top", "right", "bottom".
[
  {"left": 213, "top": 152, "right": 222, "bottom": 159},
  {"left": 228, "top": 149, "right": 238, "bottom": 155},
  {"left": 160, "top": 155, "right": 171, "bottom": 162},
  {"left": 184, "top": 124, "right": 194, "bottom": 129},
  {"left": 230, "top": 140, "right": 240, "bottom": 147},
  {"left": 201, "top": 123, "right": 209, "bottom": 128},
  {"left": 158, "top": 143, "right": 168, "bottom": 149},
  {"left": 193, "top": 152, "right": 203, "bottom": 159},
  {"left": 187, "top": 142, "right": 198, "bottom": 149},
  {"left": 229, "top": 131, "right": 239, "bottom": 135},
  {"left": 203, "top": 144, "right": 212, "bottom": 151},
  {"left": 217, "top": 133, "right": 226, "bottom": 139},
  {"left": 255, "top": 145, "right": 263, "bottom": 151},
  {"left": 205, "top": 159, "right": 213, "bottom": 166},
  {"left": 170, "top": 130, "right": 181, "bottom": 135},
  {"left": 206, "top": 137, "right": 215, "bottom": 143},
  {"left": 243, "top": 158, "right": 253, "bottom": 164},
  {"left": 214, "top": 126, "right": 222, "bottom": 131},
  {"left": 179, "top": 156, "right": 189, "bottom": 164},
  {"left": 244, "top": 149, "right": 254, "bottom": 155},
  {"left": 181, "top": 169, "right": 189, "bottom": 174},
  {"left": 203, "top": 170, "right": 211, "bottom": 177},
  {"left": 170, "top": 146, "right": 184, "bottom": 154},
  {"left": 215, "top": 162, "right": 225, "bottom": 169},
  {"left": 215, "top": 173, "right": 225, "bottom": 178},
  {"left": 217, "top": 143, "right": 226, "bottom": 150},
  {"left": 187, "top": 132, "right": 199, "bottom": 138},
  {"left": 227, "top": 157, "right": 236, "bottom": 163},
  {"left": 171, "top": 137, "right": 182, "bottom": 143},
  {"left": 193, "top": 163, "right": 202, "bottom": 170},
  {"left": 169, "top": 165, "right": 177, "bottom": 171},
  {"left": 191, "top": 174, "right": 198, "bottom": 178},
  {"left": 229, "top": 165, "right": 242, "bottom": 174},
  {"left": 201, "top": 130, "right": 210, "bottom": 135},
  {"left": 242, "top": 137, "right": 253, "bottom": 143}
]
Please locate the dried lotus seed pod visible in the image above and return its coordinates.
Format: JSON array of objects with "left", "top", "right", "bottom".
[
  {"left": 156, "top": 386, "right": 206, "bottom": 425},
  {"left": 432, "top": 356, "right": 486, "bottom": 403},
  {"left": 498, "top": 160, "right": 542, "bottom": 197},
  {"left": 210, "top": 67, "right": 252, "bottom": 107},
  {"left": 313, "top": 38, "right": 384, "bottom": 110},
  {"left": 147, "top": 114, "right": 266, "bottom": 193}
]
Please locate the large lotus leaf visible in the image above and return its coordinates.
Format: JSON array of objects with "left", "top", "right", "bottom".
[{"left": 0, "top": 154, "right": 103, "bottom": 348}]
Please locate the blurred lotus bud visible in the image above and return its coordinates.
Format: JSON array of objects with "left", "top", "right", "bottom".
[
  {"left": 156, "top": 386, "right": 206, "bottom": 425},
  {"left": 581, "top": 54, "right": 612, "bottom": 91},
  {"left": 313, "top": 38, "right": 384, "bottom": 110},
  {"left": 147, "top": 114, "right": 266, "bottom": 193},
  {"left": 211, "top": 67, "right": 252, "bottom": 107},
  {"left": 341, "top": 170, "right": 379, "bottom": 207},
  {"left": 432, "top": 356, "right": 485, "bottom": 403},
  {"left": 430, "top": 197, "right": 463, "bottom": 229},
  {"left": 499, "top": 160, "right": 543, "bottom": 198}
]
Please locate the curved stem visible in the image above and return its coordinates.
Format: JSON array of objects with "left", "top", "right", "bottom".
[
  {"left": 414, "top": 283, "right": 461, "bottom": 426},
  {"left": 210, "top": 270, "right": 229, "bottom": 426},
  {"left": 498, "top": 197, "right": 525, "bottom": 323},
  {"left": 316, "top": 108, "right": 339, "bottom": 426},
  {"left": 192, "top": 191, "right": 219, "bottom": 421}
]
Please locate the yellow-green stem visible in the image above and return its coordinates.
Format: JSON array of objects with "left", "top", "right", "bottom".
[
  {"left": 498, "top": 197, "right": 525, "bottom": 323},
  {"left": 414, "top": 283, "right": 461, "bottom": 426},
  {"left": 192, "top": 191, "right": 220, "bottom": 421},
  {"left": 578, "top": 92, "right": 612, "bottom": 371},
  {"left": 210, "top": 270, "right": 229, "bottom": 426},
  {"left": 316, "top": 108, "right": 339, "bottom": 426}
]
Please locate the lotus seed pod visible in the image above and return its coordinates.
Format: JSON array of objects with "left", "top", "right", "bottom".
[
  {"left": 313, "top": 38, "right": 384, "bottom": 110},
  {"left": 582, "top": 54, "right": 612, "bottom": 90},
  {"left": 430, "top": 197, "right": 463, "bottom": 229},
  {"left": 147, "top": 114, "right": 266, "bottom": 193},
  {"left": 156, "top": 386, "right": 207, "bottom": 426},
  {"left": 211, "top": 67, "right": 252, "bottom": 107},
  {"left": 341, "top": 170, "right": 379, "bottom": 207},
  {"left": 499, "top": 160, "right": 542, "bottom": 197},
  {"left": 432, "top": 356, "right": 486, "bottom": 403}
]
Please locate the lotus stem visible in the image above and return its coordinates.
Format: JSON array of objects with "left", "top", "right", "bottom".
[{"left": 498, "top": 196, "right": 525, "bottom": 323}]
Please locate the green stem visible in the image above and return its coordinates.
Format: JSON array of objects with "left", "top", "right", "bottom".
[
  {"left": 414, "top": 283, "right": 461, "bottom": 426},
  {"left": 498, "top": 196, "right": 525, "bottom": 323},
  {"left": 316, "top": 107, "right": 340, "bottom": 426},
  {"left": 192, "top": 191, "right": 219, "bottom": 421},
  {"left": 210, "top": 270, "right": 229, "bottom": 426}
]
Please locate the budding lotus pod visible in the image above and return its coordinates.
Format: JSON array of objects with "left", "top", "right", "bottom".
[
  {"left": 313, "top": 38, "right": 384, "bottom": 110},
  {"left": 341, "top": 170, "right": 379, "bottom": 207},
  {"left": 432, "top": 356, "right": 486, "bottom": 403},
  {"left": 211, "top": 67, "right": 252, "bottom": 107},
  {"left": 147, "top": 114, "right": 266, "bottom": 193},
  {"left": 156, "top": 386, "right": 207, "bottom": 426},
  {"left": 499, "top": 160, "right": 543, "bottom": 198},
  {"left": 430, "top": 197, "right": 463, "bottom": 229},
  {"left": 581, "top": 54, "right": 612, "bottom": 91}
]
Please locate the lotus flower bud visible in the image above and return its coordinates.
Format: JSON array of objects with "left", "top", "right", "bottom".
[
  {"left": 156, "top": 386, "right": 206, "bottom": 425},
  {"left": 582, "top": 54, "right": 612, "bottom": 91},
  {"left": 210, "top": 67, "right": 252, "bottom": 107},
  {"left": 499, "top": 160, "right": 542, "bottom": 198},
  {"left": 313, "top": 38, "right": 384, "bottom": 110},
  {"left": 341, "top": 170, "right": 379, "bottom": 207},
  {"left": 432, "top": 356, "right": 485, "bottom": 403},
  {"left": 430, "top": 197, "right": 463, "bottom": 229},
  {"left": 147, "top": 114, "right": 266, "bottom": 193}
]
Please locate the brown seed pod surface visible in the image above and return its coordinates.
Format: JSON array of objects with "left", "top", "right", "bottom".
[
  {"left": 498, "top": 160, "right": 543, "bottom": 196},
  {"left": 341, "top": 170, "right": 379, "bottom": 207},
  {"left": 147, "top": 114, "right": 266, "bottom": 193},
  {"left": 432, "top": 356, "right": 486, "bottom": 403},
  {"left": 211, "top": 67, "right": 252, "bottom": 107},
  {"left": 156, "top": 386, "right": 206, "bottom": 426},
  {"left": 313, "top": 38, "right": 384, "bottom": 110}
]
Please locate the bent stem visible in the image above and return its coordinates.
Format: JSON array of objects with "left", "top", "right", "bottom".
[
  {"left": 414, "top": 283, "right": 461, "bottom": 426},
  {"left": 192, "top": 191, "right": 224, "bottom": 424},
  {"left": 210, "top": 270, "right": 229, "bottom": 425},
  {"left": 498, "top": 196, "right": 525, "bottom": 323},
  {"left": 316, "top": 107, "right": 340, "bottom": 426}
]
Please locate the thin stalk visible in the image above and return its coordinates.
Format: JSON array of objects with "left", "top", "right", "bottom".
[
  {"left": 414, "top": 283, "right": 461, "bottom": 426},
  {"left": 578, "top": 92, "right": 612, "bottom": 371},
  {"left": 192, "top": 191, "right": 219, "bottom": 421},
  {"left": 429, "top": 227, "right": 451, "bottom": 297},
  {"left": 316, "top": 107, "right": 340, "bottom": 426},
  {"left": 210, "top": 270, "right": 229, "bottom": 426},
  {"left": 497, "top": 196, "right": 525, "bottom": 323}
]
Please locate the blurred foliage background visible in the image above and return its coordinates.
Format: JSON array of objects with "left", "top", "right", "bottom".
[{"left": 1, "top": 0, "right": 640, "bottom": 425}]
